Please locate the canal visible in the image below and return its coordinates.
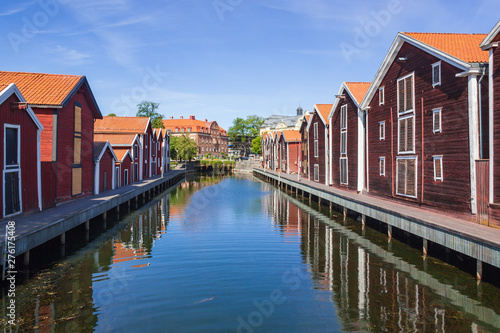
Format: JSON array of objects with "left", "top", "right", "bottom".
[{"left": 2, "top": 175, "right": 500, "bottom": 332}]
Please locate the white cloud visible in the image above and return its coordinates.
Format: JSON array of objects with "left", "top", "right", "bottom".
[
  {"left": 0, "top": 1, "right": 34, "bottom": 16},
  {"left": 52, "top": 45, "right": 91, "bottom": 66}
]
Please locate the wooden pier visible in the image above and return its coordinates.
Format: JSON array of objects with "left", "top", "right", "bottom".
[
  {"left": 254, "top": 168, "right": 500, "bottom": 279},
  {"left": 0, "top": 170, "right": 185, "bottom": 267}
]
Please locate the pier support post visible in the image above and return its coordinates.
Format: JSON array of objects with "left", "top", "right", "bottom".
[
  {"left": 60, "top": 232, "right": 66, "bottom": 245},
  {"left": 318, "top": 198, "right": 321, "bottom": 207},
  {"left": 361, "top": 214, "right": 366, "bottom": 227},
  {"left": 329, "top": 202, "right": 332, "bottom": 212},
  {"left": 423, "top": 239, "right": 428, "bottom": 258},
  {"left": 103, "top": 218, "right": 107, "bottom": 230},
  {"left": 103, "top": 211, "right": 107, "bottom": 222},
  {"left": 23, "top": 251, "right": 30, "bottom": 266},
  {"left": 85, "top": 220, "right": 90, "bottom": 231},
  {"left": 127, "top": 200, "right": 131, "bottom": 213},
  {"left": 477, "top": 260, "right": 483, "bottom": 281},
  {"left": 309, "top": 193, "right": 312, "bottom": 203},
  {"left": 116, "top": 205, "right": 120, "bottom": 218},
  {"left": 387, "top": 225, "right": 392, "bottom": 240},
  {"left": 343, "top": 207, "right": 347, "bottom": 220}
]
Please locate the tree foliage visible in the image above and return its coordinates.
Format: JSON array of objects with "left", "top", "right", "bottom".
[
  {"left": 228, "top": 115, "right": 265, "bottom": 156},
  {"left": 170, "top": 135, "right": 198, "bottom": 161},
  {"left": 136, "top": 101, "right": 164, "bottom": 128},
  {"left": 107, "top": 113, "right": 117, "bottom": 117},
  {"left": 251, "top": 136, "right": 262, "bottom": 155}
]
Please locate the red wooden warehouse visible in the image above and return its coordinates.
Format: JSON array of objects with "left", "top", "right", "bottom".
[
  {"left": 481, "top": 21, "right": 500, "bottom": 226},
  {"left": 299, "top": 114, "right": 310, "bottom": 178},
  {"left": 360, "top": 32, "right": 489, "bottom": 214},
  {"left": 0, "top": 83, "right": 44, "bottom": 218},
  {"left": 306, "top": 104, "right": 332, "bottom": 184},
  {"left": 329, "top": 82, "right": 370, "bottom": 192},
  {"left": 278, "top": 130, "right": 301, "bottom": 174},
  {"left": 113, "top": 148, "right": 133, "bottom": 188},
  {"left": 0, "top": 71, "right": 103, "bottom": 208},
  {"left": 93, "top": 141, "right": 117, "bottom": 195}
]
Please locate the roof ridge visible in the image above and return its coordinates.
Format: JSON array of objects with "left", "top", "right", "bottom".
[
  {"left": 403, "top": 32, "right": 487, "bottom": 36},
  {"left": 0, "top": 70, "right": 83, "bottom": 78}
]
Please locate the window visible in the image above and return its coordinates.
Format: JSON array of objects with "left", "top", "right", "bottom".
[
  {"left": 433, "top": 156, "right": 443, "bottom": 181},
  {"left": 314, "top": 164, "right": 319, "bottom": 182},
  {"left": 314, "top": 122, "right": 318, "bottom": 139},
  {"left": 433, "top": 108, "right": 442, "bottom": 133},
  {"left": 396, "top": 157, "right": 417, "bottom": 197},
  {"left": 4, "top": 124, "right": 21, "bottom": 217},
  {"left": 72, "top": 103, "right": 82, "bottom": 196},
  {"left": 124, "top": 169, "right": 129, "bottom": 186},
  {"left": 379, "top": 121, "right": 385, "bottom": 140},
  {"left": 340, "top": 105, "right": 347, "bottom": 130},
  {"left": 379, "top": 157, "right": 385, "bottom": 176},
  {"left": 175, "top": 128, "right": 179, "bottom": 132},
  {"left": 133, "top": 145, "right": 138, "bottom": 159},
  {"left": 340, "top": 132, "right": 347, "bottom": 154},
  {"left": 314, "top": 140, "right": 318, "bottom": 158},
  {"left": 181, "top": 128, "right": 185, "bottom": 132},
  {"left": 115, "top": 166, "right": 120, "bottom": 188},
  {"left": 188, "top": 127, "right": 191, "bottom": 132},
  {"left": 145, "top": 134, "right": 148, "bottom": 148},
  {"left": 432, "top": 61, "right": 441, "bottom": 87},
  {"left": 340, "top": 157, "right": 348, "bottom": 185},
  {"left": 340, "top": 104, "right": 347, "bottom": 155},
  {"left": 397, "top": 74, "right": 414, "bottom": 114},
  {"left": 398, "top": 115, "right": 415, "bottom": 153},
  {"left": 379, "top": 87, "right": 385, "bottom": 105},
  {"left": 152, "top": 142, "right": 156, "bottom": 156},
  {"left": 134, "top": 162, "right": 138, "bottom": 181}
]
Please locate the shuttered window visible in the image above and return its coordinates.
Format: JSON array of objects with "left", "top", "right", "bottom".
[
  {"left": 340, "top": 132, "right": 347, "bottom": 155},
  {"left": 379, "top": 157, "right": 385, "bottom": 176},
  {"left": 433, "top": 156, "right": 443, "bottom": 181},
  {"left": 379, "top": 87, "right": 384, "bottom": 105},
  {"left": 314, "top": 140, "right": 318, "bottom": 157},
  {"left": 340, "top": 104, "right": 347, "bottom": 155},
  {"left": 72, "top": 167, "right": 82, "bottom": 196},
  {"left": 397, "top": 74, "right": 414, "bottom": 114},
  {"left": 398, "top": 116, "right": 414, "bottom": 153},
  {"left": 314, "top": 164, "right": 319, "bottom": 182},
  {"left": 340, "top": 105, "right": 347, "bottom": 130},
  {"left": 396, "top": 158, "right": 417, "bottom": 197},
  {"left": 340, "top": 157, "right": 348, "bottom": 185},
  {"left": 432, "top": 62, "right": 441, "bottom": 87},
  {"left": 73, "top": 105, "right": 82, "bottom": 164},
  {"left": 314, "top": 122, "right": 318, "bottom": 140},
  {"left": 379, "top": 121, "right": 385, "bottom": 140},
  {"left": 433, "top": 108, "right": 442, "bottom": 133}
]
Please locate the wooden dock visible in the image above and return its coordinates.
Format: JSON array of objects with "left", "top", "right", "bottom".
[
  {"left": 0, "top": 170, "right": 185, "bottom": 266},
  {"left": 254, "top": 168, "right": 500, "bottom": 279}
]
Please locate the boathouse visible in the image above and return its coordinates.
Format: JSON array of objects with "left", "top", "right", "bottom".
[
  {"left": 360, "top": 32, "right": 489, "bottom": 214},
  {"left": 95, "top": 117, "right": 153, "bottom": 181},
  {"left": 329, "top": 82, "right": 370, "bottom": 192},
  {"left": 481, "top": 21, "right": 500, "bottom": 226},
  {"left": 280, "top": 130, "right": 301, "bottom": 174},
  {"left": 93, "top": 141, "right": 117, "bottom": 195},
  {"left": 0, "top": 71, "right": 103, "bottom": 207},
  {"left": 161, "top": 129, "right": 171, "bottom": 174},
  {"left": 0, "top": 83, "right": 43, "bottom": 218},
  {"left": 299, "top": 114, "right": 310, "bottom": 178},
  {"left": 306, "top": 104, "right": 332, "bottom": 184},
  {"left": 113, "top": 148, "right": 132, "bottom": 187}
]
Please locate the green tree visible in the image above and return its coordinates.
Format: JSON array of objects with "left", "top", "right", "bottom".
[
  {"left": 107, "top": 113, "right": 117, "bottom": 117},
  {"left": 170, "top": 135, "right": 198, "bottom": 161},
  {"left": 251, "top": 136, "right": 262, "bottom": 155},
  {"left": 136, "top": 101, "right": 164, "bottom": 128},
  {"left": 228, "top": 115, "right": 265, "bottom": 156}
]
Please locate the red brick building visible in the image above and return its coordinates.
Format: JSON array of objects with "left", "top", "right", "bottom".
[
  {"left": 0, "top": 71, "right": 103, "bottom": 207},
  {"left": 360, "top": 32, "right": 489, "bottom": 214},
  {"left": 0, "top": 83, "right": 44, "bottom": 218}
]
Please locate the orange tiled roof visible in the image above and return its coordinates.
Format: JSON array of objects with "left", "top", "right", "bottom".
[
  {"left": 114, "top": 148, "right": 131, "bottom": 161},
  {"left": 163, "top": 118, "right": 227, "bottom": 135},
  {"left": 345, "top": 82, "right": 370, "bottom": 104},
  {"left": 95, "top": 116, "right": 150, "bottom": 134},
  {"left": 282, "top": 130, "right": 301, "bottom": 142},
  {"left": 0, "top": 71, "right": 83, "bottom": 106},
  {"left": 403, "top": 32, "right": 488, "bottom": 63},
  {"left": 94, "top": 133, "right": 137, "bottom": 145},
  {"left": 315, "top": 104, "right": 333, "bottom": 122}
]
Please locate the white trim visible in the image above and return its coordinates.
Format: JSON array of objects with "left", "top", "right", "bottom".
[
  {"left": 432, "top": 61, "right": 442, "bottom": 87},
  {"left": 398, "top": 115, "right": 416, "bottom": 154},
  {"left": 94, "top": 160, "right": 100, "bottom": 195},
  {"left": 366, "top": 111, "right": 369, "bottom": 192},
  {"left": 396, "top": 156, "right": 418, "bottom": 199},
  {"left": 379, "top": 121, "right": 385, "bottom": 140},
  {"left": 340, "top": 157, "right": 348, "bottom": 185},
  {"left": 432, "top": 108, "right": 442, "bottom": 133},
  {"left": 324, "top": 124, "right": 329, "bottom": 186},
  {"left": 489, "top": 48, "right": 495, "bottom": 203},
  {"left": 468, "top": 75, "right": 480, "bottom": 214},
  {"left": 357, "top": 108, "right": 365, "bottom": 192},
  {"left": 95, "top": 141, "right": 117, "bottom": 162},
  {"left": 433, "top": 155, "right": 444, "bottom": 182},
  {"left": 329, "top": 115, "right": 333, "bottom": 185},
  {"left": 124, "top": 169, "right": 129, "bottom": 186},
  {"left": 314, "top": 140, "right": 318, "bottom": 158},
  {"left": 286, "top": 144, "right": 289, "bottom": 174},
  {"left": 329, "top": 82, "right": 369, "bottom": 120},
  {"left": 3, "top": 124, "right": 22, "bottom": 218},
  {"left": 139, "top": 135, "right": 143, "bottom": 180},
  {"left": 111, "top": 158, "right": 116, "bottom": 190},
  {"left": 37, "top": 129, "right": 42, "bottom": 212},
  {"left": 340, "top": 104, "right": 347, "bottom": 130},
  {"left": 314, "top": 164, "right": 319, "bottom": 182},
  {"left": 480, "top": 20, "right": 500, "bottom": 49},
  {"left": 0, "top": 84, "right": 43, "bottom": 131},
  {"left": 379, "top": 157, "right": 385, "bottom": 176},
  {"left": 379, "top": 86, "right": 385, "bottom": 105},
  {"left": 114, "top": 165, "right": 120, "bottom": 188},
  {"left": 397, "top": 73, "right": 415, "bottom": 116}
]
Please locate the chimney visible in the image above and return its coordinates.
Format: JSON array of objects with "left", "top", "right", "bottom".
[
  {"left": 190, "top": 115, "right": 195, "bottom": 120},
  {"left": 180, "top": 116, "right": 183, "bottom": 119},
  {"left": 170, "top": 116, "right": 173, "bottom": 119},
  {"left": 205, "top": 119, "right": 208, "bottom": 122}
]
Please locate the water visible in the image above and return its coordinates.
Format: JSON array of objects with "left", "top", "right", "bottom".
[{"left": 2, "top": 175, "right": 500, "bottom": 332}]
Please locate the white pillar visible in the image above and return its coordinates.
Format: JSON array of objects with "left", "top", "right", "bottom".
[
  {"left": 37, "top": 129, "right": 42, "bottom": 211},
  {"left": 468, "top": 74, "right": 480, "bottom": 214},
  {"left": 489, "top": 48, "right": 495, "bottom": 203},
  {"left": 357, "top": 108, "right": 366, "bottom": 192},
  {"left": 94, "top": 160, "right": 100, "bottom": 195}
]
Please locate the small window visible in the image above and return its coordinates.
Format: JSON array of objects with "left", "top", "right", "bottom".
[
  {"left": 314, "top": 140, "right": 318, "bottom": 158},
  {"left": 398, "top": 115, "right": 415, "bottom": 153},
  {"left": 379, "top": 87, "right": 385, "bottom": 105},
  {"left": 340, "top": 157, "right": 348, "bottom": 185},
  {"left": 379, "top": 121, "right": 385, "bottom": 140},
  {"left": 432, "top": 62, "right": 441, "bottom": 87},
  {"left": 314, "top": 122, "right": 318, "bottom": 140},
  {"left": 340, "top": 105, "right": 347, "bottom": 130},
  {"left": 133, "top": 145, "right": 138, "bottom": 159},
  {"left": 379, "top": 157, "right": 385, "bottom": 176},
  {"left": 433, "top": 108, "right": 442, "bottom": 133},
  {"left": 433, "top": 156, "right": 443, "bottom": 181},
  {"left": 314, "top": 164, "right": 319, "bottom": 182},
  {"left": 397, "top": 74, "right": 414, "bottom": 114},
  {"left": 340, "top": 132, "right": 347, "bottom": 155},
  {"left": 175, "top": 128, "right": 179, "bottom": 132},
  {"left": 181, "top": 128, "right": 185, "bottom": 132}
]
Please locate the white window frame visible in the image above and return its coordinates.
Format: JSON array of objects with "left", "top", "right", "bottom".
[
  {"left": 379, "top": 86, "right": 385, "bottom": 105},
  {"left": 433, "top": 155, "right": 443, "bottom": 182},
  {"left": 124, "top": 169, "right": 129, "bottom": 186},
  {"left": 379, "top": 157, "right": 385, "bottom": 176},
  {"left": 398, "top": 114, "right": 416, "bottom": 154},
  {"left": 396, "top": 156, "right": 418, "bottom": 198},
  {"left": 432, "top": 61, "right": 441, "bottom": 87},
  {"left": 340, "top": 157, "right": 348, "bottom": 185},
  {"left": 3, "top": 124, "right": 22, "bottom": 218},
  {"left": 379, "top": 121, "right": 385, "bottom": 140},
  {"left": 314, "top": 140, "right": 318, "bottom": 158},
  {"left": 397, "top": 73, "right": 415, "bottom": 115},
  {"left": 314, "top": 164, "right": 319, "bottom": 182},
  {"left": 340, "top": 131, "right": 347, "bottom": 155},
  {"left": 314, "top": 122, "right": 318, "bottom": 140},
  {"left": 432, "top": 108, "right": 442, "bottom": 133},
  {"left": 340, "top": 105, "right": 347, "bottom": 130}
]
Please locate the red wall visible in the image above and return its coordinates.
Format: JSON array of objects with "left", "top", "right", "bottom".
[
  {"left": 287, "top": 142, "right": 300, "bottom": 174},
  {"left": 99, "top": 148, "right": 114, "bottom": 193},
  {"left": 331, "top": 91, "right": 359, "bottom": 190},
  {"left": 36, "top": 109, "right": 54, "bottom": 162},
  {"left": 308, "top": 113, "right": 326, "bottom": 183},
  {"left": 121, "top": 154, "right": 132, "bottom": 186},
  {"left": 143, "top": 125, "right": 153, "bottom": 179},
  {"left": 367, "top": 42, "right": 474, "bottom": 212},
  {"left": 300, "top": 123, "right": 308, "bottom": 178},
  {"left": 493, "top": 42, "right": 500, "bottom": 203},
  {"left": 0, "top": 93, "right": 39, "bottom": 218}
]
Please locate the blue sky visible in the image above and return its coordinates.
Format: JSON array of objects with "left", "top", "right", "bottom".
[{"left": 1, "top": 0, "right": 499, "bottom": 130}]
